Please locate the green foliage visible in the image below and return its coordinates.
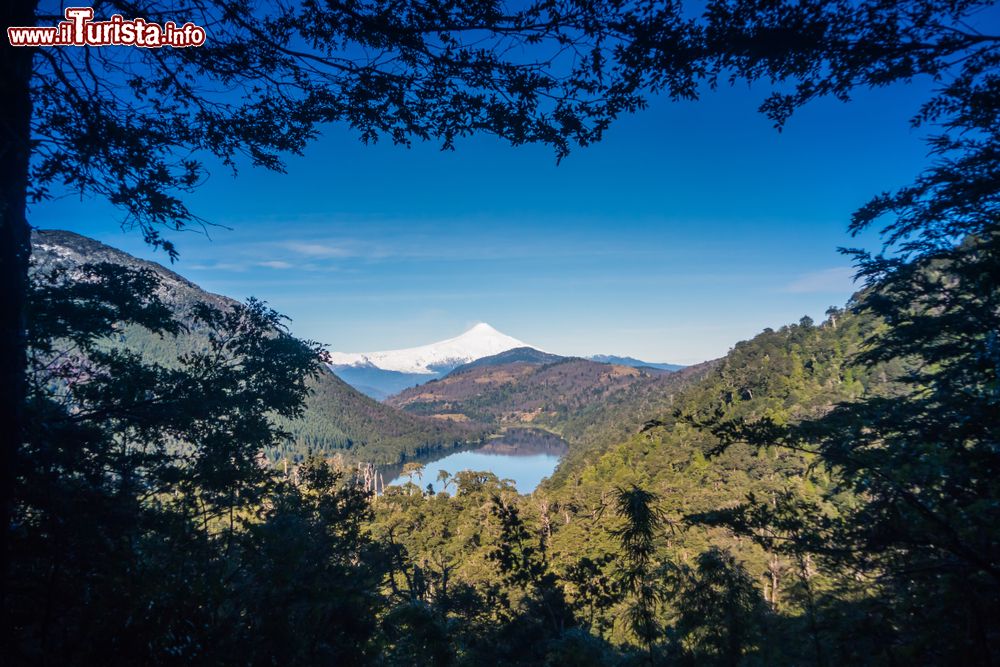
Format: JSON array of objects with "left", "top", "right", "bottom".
[
  {"left": 227, "top": 458, "right": 390, "bottom": 664},
  {"left": 613, "top": 485, "right": 665, "bottom": 657},
  {"left": 669, "top": 548, "right": 769, "bottom": 667},
  {"left": 15, "top": 260, "right": 323, "bottom": 662},
  {"left": 31, "top": 230, "right": 487, "bottom": 466},
  {"left": 708, "top": 235, "right": 1000, "bottom": 662}
]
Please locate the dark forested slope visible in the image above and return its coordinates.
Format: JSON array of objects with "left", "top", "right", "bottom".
[
  {"left": 375, "top": 304, "right": 915, "bottom": 662},
  {"left": 30, "top": 230, "right": 485, "bottom": 464}
]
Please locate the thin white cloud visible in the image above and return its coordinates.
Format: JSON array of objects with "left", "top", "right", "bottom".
[
  {"left": 281, "top": 241, "right": 354, "bottom": 258},
  {"left": 187, "top": 262, "right": 248, "bottom": 272},
  {"left": 258, "top": 260, "right": 293, "bottom": 269},
  {"left": 782, "top": 267, "right": 856, "bottom": 294}
]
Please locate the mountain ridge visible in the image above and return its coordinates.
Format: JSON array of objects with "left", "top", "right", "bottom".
[
  {"left": 330, "top": 327, "right": 687, "bottom": 400},
  {"left": 586, "top": 354, "right": 685, "bottom": 372},
  {"left": 448, "top": 346, "right": 565, "bottom": 374},
  {"left": 328, "top": 322, "right": 530, "bottom": 374},
  {"left": 387, "top": 352, "right": 715, "bottom": 459},
  {"left": 30, "top": 229, "right": 487, "bottom": 465},
  {"left": 328, "top": 322, "right": 537, "bottom": 399}
]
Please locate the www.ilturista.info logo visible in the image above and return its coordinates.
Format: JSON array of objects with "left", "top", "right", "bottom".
[{"left": 7, "top": 7, "right": 206, "bottom": 48}]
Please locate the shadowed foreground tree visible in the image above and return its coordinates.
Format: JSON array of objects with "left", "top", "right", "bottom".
[
  {"left": 680, "top": 1, "right": 1000, "bottom": 661},
  {"left": 13, "top": 261, "right": 317, "bottom": 660},
  {"left": 669, "top": 548, "right": 768, "bottom": 667},
  {"left": 12, "top": 259, "right": 405, "bottom": 663},
  {"left": 698, "top": 233, "right": 1000, "bottom": 661},
  {"left": 0, "top": 0, "right": 704, "bottom": 593},
  {"left": 613, "top": 485, "right": 663, "bottom": 661}
]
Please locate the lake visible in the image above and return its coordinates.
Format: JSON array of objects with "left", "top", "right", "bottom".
[{"left": 383, "top": 428, "right": 568, "bottom": 495}]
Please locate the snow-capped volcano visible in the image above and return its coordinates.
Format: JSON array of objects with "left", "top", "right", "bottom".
[{"left": 328, "top": 323, "right": 529, "bottom": 375}]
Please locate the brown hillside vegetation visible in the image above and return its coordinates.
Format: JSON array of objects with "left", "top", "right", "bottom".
[{"left": 387, "top": 356, "right": 717, "bottom": 461}]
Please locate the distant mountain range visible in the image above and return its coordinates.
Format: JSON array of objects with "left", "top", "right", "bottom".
[
  {"left": 329, "top": 326, "right": 685, "bottom": 400},
  {"left": 329, "top": 322, "right": 528, "bottom": 374},
  {"left": 585, "top": 355, "right": 685, "bottom": 372},
  {"left": 328, "top": 323, "right": 531, "bottom": 399}
]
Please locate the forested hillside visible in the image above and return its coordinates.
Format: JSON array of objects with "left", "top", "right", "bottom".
[
  {"left": 373, "top": 303, "right": 914, "bottom": 663},
  {"left": 388, "top": 352, "right": 714, "bottom": 461},
  {"left": 30, "top": 230, "right": 486, "bottom": 465},
  {"left": 29, "top": 227, "right": 934, "bottom": 664},
  {"left": 20, "top": 234, "right": 996, "bottom": 664}
]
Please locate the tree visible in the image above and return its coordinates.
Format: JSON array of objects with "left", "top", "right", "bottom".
[
  {"left": 487, "top": 492, "right": 573, "bottom": 639},
  {"left": 11, "top": 259, "right": 325, "bottom": 662},
  {"left": 612, "top": 484, "right": 663, "bottom": 660},
  {"left": 436, "top": 469, "right": 453, "bottom": 493},
  {"left": 230, "top": 458, "right": 390, "bottom": 665},
  {"left": 402, "top": 461, "right": 426, "bottom": 487},
  {"left": 790, "top": 236, "right": 1000, "bottom": 660},
  {"left": 678, "top": 1, "right": 1000, "bottom": 659},
  {"left": 1, "top": 0, "right": 703, "bottom": 593},
  {"left": 670, "top": 548, "right": 768, "bottom": 667}
]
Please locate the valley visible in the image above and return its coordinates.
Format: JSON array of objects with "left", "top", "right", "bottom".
[{"left": 31, "top": 229, "right": 703, "bottom": 480}]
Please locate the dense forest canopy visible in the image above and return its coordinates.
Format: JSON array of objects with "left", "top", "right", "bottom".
[{"left": 4, "top": 0, "right": 999, "bottom": 664}]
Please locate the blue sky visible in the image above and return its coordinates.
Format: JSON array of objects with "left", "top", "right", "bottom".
[{"left": 32, "top": 78, "right": 933, "bottom": 364}]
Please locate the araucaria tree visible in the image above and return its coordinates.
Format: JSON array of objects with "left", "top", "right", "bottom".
[{"left": 613, "top": 485, "right": 663, "bottom": 657}]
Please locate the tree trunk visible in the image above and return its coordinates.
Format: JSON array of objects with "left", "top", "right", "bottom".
[{"left": 0, "top": 0, "right": 38, "bottom": 622}]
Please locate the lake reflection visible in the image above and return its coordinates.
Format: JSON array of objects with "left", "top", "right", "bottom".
[{"left": 383, "top": 428, "right": 568, "bottom": 495}]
